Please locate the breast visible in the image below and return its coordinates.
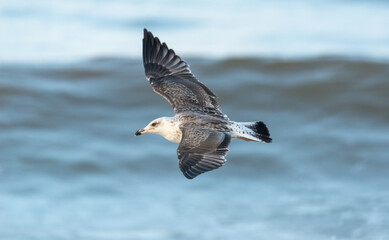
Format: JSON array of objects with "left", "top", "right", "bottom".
[
  {"left": 160, "top": 121, "right": 182, "bottom": 143},
  {"left": 163, "top": 128, "right": 182, "bottom": 143}
]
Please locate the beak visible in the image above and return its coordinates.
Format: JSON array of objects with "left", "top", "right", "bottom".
[{"left": 135, "top": 129, "right": 145, "bottom": 136}]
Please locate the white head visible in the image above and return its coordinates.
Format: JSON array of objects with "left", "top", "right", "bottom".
[
  {"left": 135, "top": 116, "right": 182, "bottom": 142},
  {"left": 135, "top": 117, "right": 167, "bottom": 135}
]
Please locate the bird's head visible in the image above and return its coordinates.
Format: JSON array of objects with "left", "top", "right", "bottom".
[{"left": 135, "top": 117, "right": 169, "bottom": 136}]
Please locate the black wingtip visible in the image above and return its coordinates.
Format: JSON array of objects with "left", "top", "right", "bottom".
[
  {"left": 144, "top": 29, "right": 155, "bottom": 43},
  {"left": 143, "top": 28, "right": 153, "bottom": 42},
  {"left": 142, "top": 28, "right": 192, "bottom": 80}
]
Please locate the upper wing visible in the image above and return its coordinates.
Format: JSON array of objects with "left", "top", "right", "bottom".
[
  {"left": 143, "top": 29, "right": 224, "bottom": 116},
  {"left": 177, "top": 126, "right": 231, "bottom": 179}
]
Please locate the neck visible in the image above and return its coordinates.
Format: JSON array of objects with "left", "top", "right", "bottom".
[{"left": 156, "top": 117, "right": 182, "bottom": 143}]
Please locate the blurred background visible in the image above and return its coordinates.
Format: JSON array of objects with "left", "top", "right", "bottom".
[{"left": 1, "top": 0, "right": 389, "bottom": 239}]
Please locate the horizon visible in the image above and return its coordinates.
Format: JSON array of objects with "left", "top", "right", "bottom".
[{"left": 1, "top": 0, "right": 389, "bottom": 63}]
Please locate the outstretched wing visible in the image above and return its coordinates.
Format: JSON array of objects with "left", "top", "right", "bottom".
[
  {"left": 143, "top": 29, "right": 225, "bottom": 117},
  {"left": 177, "top": 126, "right": 231, "bottom": 179}
]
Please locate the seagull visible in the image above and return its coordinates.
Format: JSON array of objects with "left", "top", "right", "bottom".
[{"left": 135, "top": 29, "right": 272, "bottom": 179}]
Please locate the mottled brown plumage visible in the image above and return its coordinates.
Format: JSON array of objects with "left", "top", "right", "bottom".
[{"left": 136, "top": 29, "right": 271, "bottom": 179}]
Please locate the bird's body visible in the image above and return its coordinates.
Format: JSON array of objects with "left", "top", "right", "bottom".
[
  {"left": 135, "top": 29, "right": 272, "bottom": 179},
  {"left": 147, "top": 114, "right": 269, "bottom": 144}
]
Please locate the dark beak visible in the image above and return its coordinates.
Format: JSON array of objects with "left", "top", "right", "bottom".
[{"left": 135, "top": 129, "right": 144, "bottom": 136}]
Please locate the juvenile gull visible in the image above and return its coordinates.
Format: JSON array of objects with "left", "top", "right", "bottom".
[{"left": 135, "top": 29, "right": 272, "bottom": 179}]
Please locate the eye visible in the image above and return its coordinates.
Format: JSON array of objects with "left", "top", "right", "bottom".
[{"left": 151, "top": 122, "right": 157, "bottom": 127}]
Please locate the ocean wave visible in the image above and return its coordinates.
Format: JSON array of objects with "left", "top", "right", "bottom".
[{"left": 1, "top": 57, "right": 388, "bottom": 178}]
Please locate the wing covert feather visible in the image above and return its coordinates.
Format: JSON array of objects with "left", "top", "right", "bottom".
[
  {"left": 177, "top": 127, "right": 231, "bottom": 179},
  {"left": 143, "top": 29, "right": 224, "bottom": 116}
]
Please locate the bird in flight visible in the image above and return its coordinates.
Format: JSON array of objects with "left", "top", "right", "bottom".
[{"left": 135, "top": 29, "right": 272, "bottom": 179}]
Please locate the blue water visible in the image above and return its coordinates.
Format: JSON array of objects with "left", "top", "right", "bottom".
[
  {"left": 1, "top": 1, "right": 389, "bottom": 239},
  {"left": 1, "top": 0, "right": 389, "bottom": 63},
  {"left": 1, "top": 57, "right": 389, "bottom": 239}
]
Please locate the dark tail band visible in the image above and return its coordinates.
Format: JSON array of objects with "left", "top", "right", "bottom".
[{"left": 247, "top": 121, "right": 272, "bottom": 143}]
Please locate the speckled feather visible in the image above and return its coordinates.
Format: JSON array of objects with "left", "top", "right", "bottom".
[{"left": 141, "top": 29, "right": 271, "bottom": 179}]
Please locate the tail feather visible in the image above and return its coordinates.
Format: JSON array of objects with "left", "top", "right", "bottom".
[{"left": 246, "top": 121, "right": 272, "bottom": 143}]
